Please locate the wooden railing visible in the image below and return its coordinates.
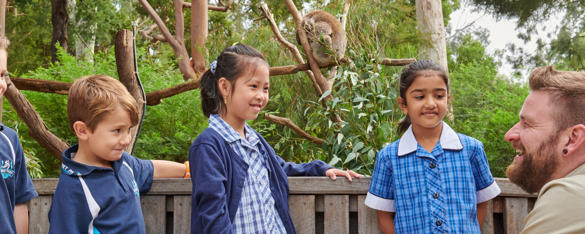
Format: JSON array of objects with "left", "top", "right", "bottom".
[{"left": 28, "top": 177, "right": 536, "bottom": 234}]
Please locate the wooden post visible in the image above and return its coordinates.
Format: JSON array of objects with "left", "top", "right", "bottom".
[
  {"left": 415, "top": 0, "right": 448, "bottom": 73},
  {"left": 115, "top": 29, "right": 145, "bottom": 154}
]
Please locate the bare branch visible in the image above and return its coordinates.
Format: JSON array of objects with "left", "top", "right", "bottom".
[
  {"left": 260, "top": 3, "right": 321, "bottom": 95},
  {"left": 182, "top": 0, "right": 233, "bottom": 12},
  {"left": 174, "top": 0, "right": 185, "bottom": 43},
  {"left": 264, "top": 113, "right": 323, "bottom": 145},
  {"left": 269, "top": 58, "right": 347, "bottom": 76},
  {"left": 145, "top": 80, "right": 200, "bottom": 106},
  {"left": 139, "top": 0, "right": 195, "bottom": 79},
  {"left": 10, "top": 77, "right": 70, "bottom": 94},
  {"left": 284, "top": 1, "right": 330, "bottom": 93},
  {"left": 138, "top": 0, "right": 181, "bottom": 52},
  {"left": 341, "top": 1, "right": 351, "bottom": 30},
  {"left": 140, "top": 24, "right": 167, "bottom": 42},
  {"left": 380, "top": 58, "right": 416, "bottom": 66},
  {"left": 3, "top": 77, "right": 69, "bottom": 159}
]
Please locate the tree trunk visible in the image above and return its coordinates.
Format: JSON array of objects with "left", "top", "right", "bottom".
[
  {"left": 115, "top": 29, "right": 144, "bottom": 154},
  {"left": 68, "top": 0, "right": 96, "bottom": 63},
  {"left": 51, "top": 0, "right": 68, "bottom": 63},
  {"left": 190, "top": 0, "right": 208, "bottom": 80},
  {"left": 416, "top": 0, "right": 448, "bottom": 73}
]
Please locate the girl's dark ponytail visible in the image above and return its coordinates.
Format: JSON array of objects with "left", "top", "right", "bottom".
[
  {"left": 200, "top": 69, "right": 220, "bottom": 117},
  {"left": 397, "top": 116, "right": 411, "bottom": 135}
]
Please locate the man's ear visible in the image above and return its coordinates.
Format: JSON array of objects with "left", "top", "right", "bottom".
[
  {"left": 73, "top": 121, "right": 91, "bottom": 140},
  {"left": 217, "top": 77, "right": 231, "bottom": 98},
  {"left": 397, "top": 97, "right": 408, "bottom": 115},
  {"left": 563, "top": 124, "right": 585, "bottom": 156}
]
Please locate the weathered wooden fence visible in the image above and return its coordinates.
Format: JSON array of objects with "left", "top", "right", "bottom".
[{"left": 29, "top": 177, "right": 536, "bottom": 234}]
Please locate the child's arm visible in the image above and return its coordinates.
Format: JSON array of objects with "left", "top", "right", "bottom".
[
  {"left": 14, "top": 203, "right": 28, "bottom": 234},
  {"left": 376, "top": 210, "right": 395, "bottom": 234},
  {"left": 477, "top": 201, "right": 488, "bottom": 228},
  {"left": 151, "top": 160, "right": 187, "bottom": 178}
]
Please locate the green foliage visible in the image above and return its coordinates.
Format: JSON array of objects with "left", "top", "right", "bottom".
[
  {"left": 2, "top": 0, "right": 530, "bottom": 179},
  {"left": 448, "top": 34, "right": 529, "bottom": 177}
]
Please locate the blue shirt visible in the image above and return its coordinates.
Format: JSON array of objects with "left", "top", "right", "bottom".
[
  {"left": 0, "top": 124, "right": 38, "bottom": 234},
  {"left": 189, "top": 118, "right": 332, "bottom": 234},
  {"left": 208, "top": 115, "right": 286, "bottom": 234},
  {"left": 365, "top": 123, "right": 501, "bottom": 233},
  {"left": 49, "top": 145, "right": 154, "bottom": 234}
]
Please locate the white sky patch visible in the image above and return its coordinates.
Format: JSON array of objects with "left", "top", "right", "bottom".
[{"left": 448, "top": 1, "right": 563, "bottom": 80}]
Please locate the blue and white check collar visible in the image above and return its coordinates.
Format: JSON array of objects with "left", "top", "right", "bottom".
[
  {"left": 208, "top": 114, "right": 259, "bottom": 144},
  {"left": 397, "top": 122, "right": 463, "bottom": 156}
]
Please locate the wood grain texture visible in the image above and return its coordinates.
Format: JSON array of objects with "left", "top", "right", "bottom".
[
  {"left": 289, "top": 195, "right": 316, "bottom": 234},
  {"left": 324, "top": 195, "right": 349, "bottom": 233}
]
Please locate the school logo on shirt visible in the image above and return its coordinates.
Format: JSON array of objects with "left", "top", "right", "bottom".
[
  {"left": 1, "top": 160, "right": 14, "bottom": 179},
  {"left": 131, "top": 180, "right": 139, "bottom": 197}
]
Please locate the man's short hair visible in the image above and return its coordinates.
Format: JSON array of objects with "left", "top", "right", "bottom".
[
  {"left": 67, "top": 75, "right": 139, "bottom": 131},
  {"left": 529, "top": 66, "right": 585, "bottom": 130}
]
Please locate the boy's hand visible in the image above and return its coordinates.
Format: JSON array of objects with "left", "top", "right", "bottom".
[{"left": 325, "top": 168, "right": 362, "bottom": 182}]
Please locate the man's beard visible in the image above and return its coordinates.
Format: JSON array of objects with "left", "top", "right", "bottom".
[{"left": 505, "top": 135, "right": 559, "bottom": 194}]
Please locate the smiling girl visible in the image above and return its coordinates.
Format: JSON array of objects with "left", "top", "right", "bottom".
[
  {"left": 189, "top": 44, "right": 360, "bottom": 234},
  {"left": 364, "top": 60, "right": 501, "bottom": 233}
]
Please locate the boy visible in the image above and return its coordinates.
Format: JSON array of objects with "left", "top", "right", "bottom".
[
  {"left": 48, "top": 75, "right": 186, "bottom": 233},
  {"left": 0, "top": 74, "right": 38, "bottom": 234}
]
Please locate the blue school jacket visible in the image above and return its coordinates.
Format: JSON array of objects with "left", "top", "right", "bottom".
[
  {"left": 0, "top": 124, "right": 38, "bottom": 234},
  {"left": 48, "top": 145, "right": 154, "bottom": 234},
  {"left": 189, "top": 127, "right": 332, "bottom": 234}
]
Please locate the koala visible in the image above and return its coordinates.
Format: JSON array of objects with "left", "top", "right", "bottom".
[{"left": 296, "top": 10, "right": 347, "bottom": 67}]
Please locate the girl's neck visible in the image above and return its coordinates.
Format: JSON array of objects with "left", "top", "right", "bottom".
[
  {"left": 219, "top": 113, "right": 246, "bottom": 139},
  {"left": 412, "top": 123, "right": 443, "bottom": 153}
]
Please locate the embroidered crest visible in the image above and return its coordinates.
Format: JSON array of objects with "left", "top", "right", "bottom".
[{"left": 1, "top": 160, "right": 14, "bottom": 179}]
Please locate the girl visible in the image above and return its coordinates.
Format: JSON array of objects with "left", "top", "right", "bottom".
[
  {"left": 365, "top": 60, "right": 501, "bottom": 233},
  {"left": 189, "top": 43, "right": 360, "bottom": 234}
]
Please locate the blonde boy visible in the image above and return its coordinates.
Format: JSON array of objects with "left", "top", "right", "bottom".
[{"left": 48, "top": 75, "right": 186, "bottom": 233}]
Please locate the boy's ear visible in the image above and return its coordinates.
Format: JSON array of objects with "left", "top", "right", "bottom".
[
  {"left": 397, "top": 97, "right": 408, "bottom": 115},
  {"left": 73, "top": 121, "right": 91, "bottom": 140},
  {"left": 217, "top": 77, "right": 231, "bottom": 98}
]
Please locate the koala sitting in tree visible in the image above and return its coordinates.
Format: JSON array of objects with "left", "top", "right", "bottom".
[{"left": 297, "top": 10, "right": 347, "bottom": 67}]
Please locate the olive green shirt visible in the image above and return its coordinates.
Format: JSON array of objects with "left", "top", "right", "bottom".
[{"left": 521, "top": 163, "right": 585, "bottom": 234}]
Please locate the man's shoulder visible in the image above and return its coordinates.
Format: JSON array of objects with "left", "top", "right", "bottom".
[{"left": 540, "top": 173, "right": 585, "bottom": 198}]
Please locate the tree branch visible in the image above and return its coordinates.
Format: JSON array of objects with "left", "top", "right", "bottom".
[
  {"left": 10, "top": 77, "right": 70, "bottom": 94},
  {"left": 145, "top": 80, "right": 199, "bottom": 105},
  {"left": 259, "top": 3, "right": 322, "bottom": 95},
  {"left": 264, "top": 113, "right": 323, "bottom": 145},
  {"left": 182, "top": 0, "right": 233, "bottom": 12},
  {"left": 140, "top": 24, "right": 167, "bottom": 42},
  {"left": 139, "top": 0, "right": 195, "bottom": 79},
  {"left": 3, "top": 77, "right": 68, "bottom": 159},
  {"left": 284, "top": 1, "right": 330, "bottom": 93},
  {"left": 380, "top": 58, "right": 416, "bottom": 66}
]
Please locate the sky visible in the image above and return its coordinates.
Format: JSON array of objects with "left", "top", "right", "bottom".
[{"left": 447, "top": 1, "right": 563, "bottom": 79}]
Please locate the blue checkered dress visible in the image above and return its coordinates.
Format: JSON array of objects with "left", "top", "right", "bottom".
[
  {"left": 209, "top": 115, "right": 286, "bottom": 234},
  {"left": 365, "top": 123, "right": 501, "bottom": 233}
]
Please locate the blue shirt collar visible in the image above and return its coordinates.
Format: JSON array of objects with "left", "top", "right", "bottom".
[
  {"left": 61, "top": 144, "right": 123, "bottom": 176},
  {"left": 208, "top": 114, "right": 259, "bottom": 146},
  {"left": 397, "top": 122, "right": 463, "bottom": 156}
]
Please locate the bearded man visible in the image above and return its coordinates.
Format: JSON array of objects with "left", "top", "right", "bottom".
[{"left": 504, "top": 66, "right": 585, "bottom": 233}]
